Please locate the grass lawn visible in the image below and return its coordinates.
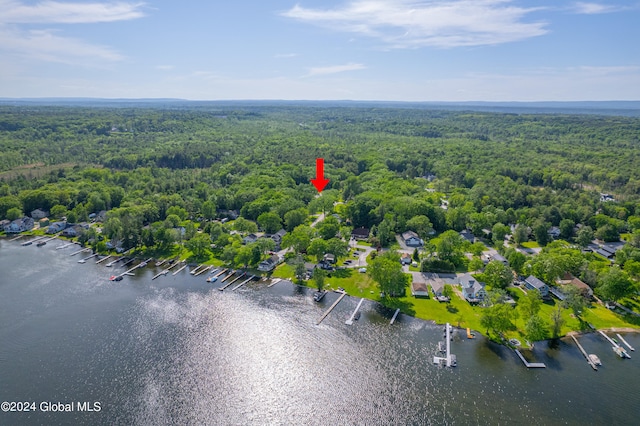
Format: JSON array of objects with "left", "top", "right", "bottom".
[{"left": 521, "top": 241, "right": 540, "bottom": 249}]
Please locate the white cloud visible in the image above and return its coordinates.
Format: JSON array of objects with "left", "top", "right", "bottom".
[
  {"left": 0, "top": 26, "right": 123, "bottom": 63},
  {"left": 0, "top": 1, "right": 146, "bottom": 64},
  {"left": 282, "top": 0, "right": 548, "bottom": 48},
  {"left": 306, "top": 62, "right": 366, "bottom": 76},
  {"left": 571, "top": 2, "right": 621, "bottom": 14},
  {"left": 0, "top": 0, "right": 146, "bottom": 24}
]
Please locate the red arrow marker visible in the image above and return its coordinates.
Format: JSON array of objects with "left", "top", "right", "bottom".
[{"left": 310, "top": 158, "right": 330, "bottom": 193}]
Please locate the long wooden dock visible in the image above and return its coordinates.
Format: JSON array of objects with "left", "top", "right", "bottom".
[
  {"left": 96, "top": 255, "right": 112, "bottom": 264},
  {"left": 120, "top": 258, "right": 136, "bottom": 268},
  {"left": 56, "top": 242, "right": 74, "bottom": 250},
  {"left": 220, "top": 270, "right": 236, "bottom": 282},
  {"left": 190, "top": 264, "right": 205, "bottom": 275},
  {"left": 616, "top": 333, "right": 635, "bottom": 351},
  {"left": 70, "top": 248, "right": 91, "bottom": 256},
  {"left": 194, "top": 265, "right": 212, "bottom": 276},
  {"left": 219, "top": 272, "right": 242, "bottom": 291},
  {"left": 346, "top": 298, "right": 365, "bottom": 325},
  {"left": 172, "top": 264, "right": 188, "bottom": 275},
  {"left": 514, "top": 349, "right": 546, "bottom": 368},
  {"left": 267, "top": 278, "right": 282, "bottom": 288},
  {"left": 390, "top": 308, "right": 401, "bottom": 325},
  {"left": 316, "top": 291, "right": 347, "bottom": 325},
  {"left": 78, "top": 253, "right": 98, "bottom": 263},
  {"left": 152, "top": 270, "right": 169, "bottom": 280},
  {"left": 9, "top": 234, "right": 25, "bottom": 241},
  {"left": 570, "top": 335, "right": 598, "bottom": 371},
  {"left": 232, "top": 275, "right": 254, "bottom": 291},
  {"left": 166, "top": 260, "right": 183, "bottom": 271}
]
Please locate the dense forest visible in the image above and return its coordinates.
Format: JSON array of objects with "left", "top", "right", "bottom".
[{"left": 2, "top": 104, "right": 640, "bottom": 339}]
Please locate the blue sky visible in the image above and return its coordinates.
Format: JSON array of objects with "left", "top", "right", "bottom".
[{"left": 0, "top": 0, "right": 638, "bottom": 101}]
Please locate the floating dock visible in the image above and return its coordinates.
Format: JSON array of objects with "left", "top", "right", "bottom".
[
  {"left": 70, "top": 248, "right": 91, "bottom": 256},
  {"left": 220, "top": 270, "right": 236, "bottom": 282},
  {"left": 56, "top": 242, "right": 74, "bottom": 250},
  {"left": 152, "top": 270, "right": 169, "bottom": 280},
  {"left": 232, "top": 275, "right": 254, "bottom": 291},
  {"left": 9, "top": 234, "right": 25, "bottom": 241},
  {"left": 570, "top": 335, "right": 598, "bottom": 371},
  {"left": 514, "top": 349, "right": 546, "bottom": 368},
  {"left": 120, "top": 258, "right": 136, "bottom": 268},
  {"left": 155, "top": 258, "right": 168, "bottom": 267},
  {"left": 194, "top": 265, "right": 212, "bottom": 277},
  {"left": 389, "top": 308, "right": 401, "bottom": 325},
  {"left": 166, "top": 260, "right": 183, "bottom": 271},
  {"left": 172, "top": 263, "right": 188, "bottom": 275},
  {"left": 219, "top": 272, "right": 242, "bottom": 290},
  {"left": 616, "top": 333, "right": 635, "bottom": 351},
  {"left": 96, "top": 255, "right": 112, "bottom": 264},
  {"left": 78, "top": 253, "right": 98, "bottom": 263},
  {"left": 267, "top": 278, "right": 282, "bottom": 288},
  {"left": 433, "top": 323, "right": 456, "bottom": 367},
  {"left": 345, "top": 298, "right": 365, "bottom": 325},
  {"left": 316, "top": 291, "right": 347, "bottom": 325},
  {"left": 599, "top": 330, "right": 631, "bottom": 358}
]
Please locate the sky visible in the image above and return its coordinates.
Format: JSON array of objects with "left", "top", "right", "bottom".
[{"left": 0, "top": 0, "right": 639, "bottom": 101}]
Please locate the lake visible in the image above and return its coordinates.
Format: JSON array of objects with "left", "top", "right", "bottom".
[{"left": 1, "top": 238, "right": 639, "bottom": 425}]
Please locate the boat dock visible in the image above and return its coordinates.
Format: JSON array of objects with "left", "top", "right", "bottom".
[
  {"left": 155, "top": 258, "right": 168, "bottom": 267},
  {"left": 78, "top": 253, "right": 98, "bottom": 263},
  {"left": 172, "top": 263, "right": 188, "bottom": 275},
  {"left": 316, "top": 291, "right": 347, "bottom": 325},
  {"left": 345, "top": 298, "right": 365, "bottom": 325},
  {"left": 105, "top": 257, "right": 121, "bottom": 267},
  {"left": 467, "top": 328, "right": 475, "bottom": 339},
  {"left": 166, "top": 260, "right": 183, "bottom": 271},
  {"left": 189, "top": 264, "right": 206, "bottom": 275},
  {"left": 220, "top": 270, "right": 236, "bottom": 283},
  {"left": 514, "top": 349, "right": 546, "bottom": 368},
  {"left": 70, "top": 247, "right": 90, "bottom": 256},
  {"left": 219, "top": 272, "right": 242, "bottom": 291},
  {"left": 120, "top": 258, "right": 136, "bottom": 268},
  {"left": 194, "top": 265, "right": 212, "bottom": 276},
  {"left": 232, "top": 275, "right": 254, "bottom": 291},
  {"left": 433, "top": 323, "right": 456, "bottom": 367},
  {"left": 570, "top": 335, "right": 598, "bottom": 371},
  {"left": 152, "top": 270, "right": 169, "bottom": 280},
  {"left": 267, "top": 278, "right": 282, "bottom": 288},
  {"left": 210, "top": 268, "right": 228, "bottom": 279},
  {"left": 96, "top": 255, "right": 112, "bottom": 264},
  {"left": 616, "top": 333, "right": 635, "bottom": 351},
  {"left": 9, "top": 234, "right": 25, "bottom": 242},
  {"left": 599, "top": 330, "right": 631, "bottom": 358},
  {"left": 390, "top": 308, "right": 401, "bottom": 325},
  {"left": 56, "top": 242, "right": 74, "bottom": 250}
]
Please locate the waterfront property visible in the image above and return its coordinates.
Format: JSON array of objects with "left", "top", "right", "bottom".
[
  {"left": 524, "top": 275, "right": 549, "bottom": 298},
  {"left": 3, "top": 217, "right": 34, "bottom": 233},
  {"left": 459, "top": 273, "right": 487, "bottom": 303},
  {"left": 410, "top": 274, "right": 429, "bottom": 298},
  {"left": 258, "top": 254, "right": 281, "bottom": 272}
]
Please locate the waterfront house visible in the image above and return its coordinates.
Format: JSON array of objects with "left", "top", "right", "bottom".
[
  {"left": 428, "top": 278, "right": 446, "bottom": 299},
  {"left": 4, "top": 217, "right": 35, "bottom": 233},
  {"left": 459, "top": 273, "right": 487, "bottom": 303},
  {"left": 524, "top": 275, "right": 549, "bottom": 298},
  {"left": 556, "top": 273, "right": 594, "bottom": 299},
  {"left": 30, "top": 209, "right": 49, "bottom": 220},
  {"left": 402, "top": 230, "right": 424, "bottom": 247},
  {"left": 47, "top": 221, "right": 67, "bottom": 234},
  {"left": 258, "top": 254, "right": 281, "bottom": 272},
  {"left": 411, "top": 274, "right": 430, "bottom": 298},
  {"left": 351, "top": 227, "right": 370, "bottom": 241},
  {"left": 62, "top": 225, "right": 85, "bottom": 238},
  {"left": 0, "top": 219, "right": 10, "bottom": 229}
]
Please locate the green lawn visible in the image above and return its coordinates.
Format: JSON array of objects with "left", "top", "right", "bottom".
[{"left": 521, "top": 241, "right": 540, "bottom": 249}]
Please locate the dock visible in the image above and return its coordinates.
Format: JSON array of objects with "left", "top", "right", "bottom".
[
  {"left": 267, "top": 278, "right": 282, "bottom": 288},
  {"left": 219, "top": 272, "right": 242, "bottom": 291},
  {"left": 105, "top": 257, "right": 121, "bottom": 267},
  {"left": 599, "top": 330, "right": 631, "bottom": 358},
  {"left": 155, "top": 258, "right": 168, "bottom": 267},
  {"left": 210, "top": 268, "right": 228, "bottom": 279},
  {"left": 152, "top": 270, "right": 169, "bottom": 280},
  {"left": 120, "top": 258, "right": 136, "bottom": 268},
  {"left": 467, "top": 328, "right": 475, "bottom": 339},
  {"left": 316, "top": 291, "right": 347, "bottom": 325},
  {"left": 56, "top": 242, "right": 74, "bottom": 250},
  {"left": 616, "top": 333, "right": 635, "bottom": 351},
  {"left": 346, "top": 298, "right": 365, "bottom": 325},
  {"left": 96, "top": 255, "right": 112, "bottom": 264},
  {"left": 9, "top": 234, "right": 25, "bottom": 241},
  {"left": 172, "top": 263, "right": 188, "bottom": 275},
  {"left": 190, "top": 264, "right": 205, "bottom": 275},
  {"left": 389, "top": 308, "right": 401, "bottom": 325},
  {"left": 514, "top": 349, "right": 546, "bottom": 368},
  {"left": 570, "top": 335, "right": 598, "bottom": 371},
  {"left": 78, "top": 253, "right": 98, "bottom": 263},
  {"left": 220, "top": 270, "right": 236, "bottom": 283},
  {"left": 232, "top": 275, "right": 254, "bottom": 291},
  {"left": 194, "top": 265, "right": 212, "bottom": 277},
  {"left": 70, "top": 248, "right": 90, "bottom": 256},
  {"left": 433, "top": 323, "right": 456, "bottom": 367},
  {"left": 166, "top": 260, "right": 183, "bottom": 271}
]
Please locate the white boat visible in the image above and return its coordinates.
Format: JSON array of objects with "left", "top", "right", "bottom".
[
  {"left": 589, "top": 354, "right": 602, "bottom": 366},
  {"left": 613, "top": 346, "right": 631, "bottom": 359}
]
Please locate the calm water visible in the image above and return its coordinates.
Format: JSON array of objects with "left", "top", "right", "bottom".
[{"left": 1, "top": 238, "right": 639, "bottom": 425}]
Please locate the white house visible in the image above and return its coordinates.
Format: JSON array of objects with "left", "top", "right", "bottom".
[
  {"left": 258, "top": 254, "right": 281, "bottom": 272},
  {"left": 402, "top": 230, "right": 424, "bottom": 247},
  {"left": 459, "top": 273, "right": 487, "bottom": 303}
]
